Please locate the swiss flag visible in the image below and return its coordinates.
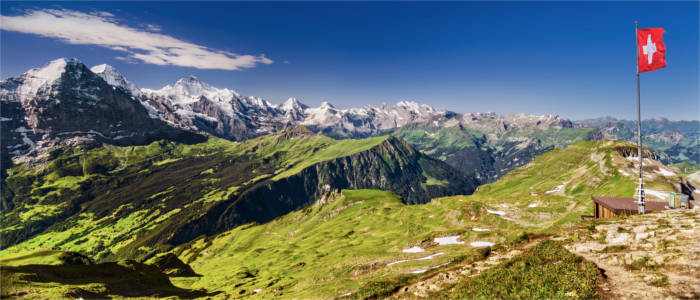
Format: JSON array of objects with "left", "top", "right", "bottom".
[{"left": 637, "top": 28, "right": 666, "bottom": 73}]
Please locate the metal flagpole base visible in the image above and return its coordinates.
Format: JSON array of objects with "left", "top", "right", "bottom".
[{"left": 637, "top": 180, "right": 645, "bottom": 214}]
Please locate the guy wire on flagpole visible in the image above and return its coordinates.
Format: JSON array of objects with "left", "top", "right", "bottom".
[{"left": 635, "top": 20, "right": 645, "bottom": 214}]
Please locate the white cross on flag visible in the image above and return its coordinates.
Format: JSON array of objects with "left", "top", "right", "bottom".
[{"left": 637, "top": 28, "right": 666, "bottom": 73}]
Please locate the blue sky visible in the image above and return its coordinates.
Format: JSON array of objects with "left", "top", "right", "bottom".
[{"left": 1, "top": 1, "right": 698, "bottom": 120}]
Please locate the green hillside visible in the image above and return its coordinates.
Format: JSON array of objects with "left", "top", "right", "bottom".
[
  {"left": 1, "top": 139, "right": 688, "bottom": 298},
  {"left": 474, "top": 140, "right": 679, "bottom": 228},
  {"left": 671, "top": 161, "right": 700, "bottom": 176},
  {"left": 167, "top": 189, "right": 517, "bottom": 298},
  {"left": 1, "top": 250, "right": 210, "bottom": 299},
  {"left": 388, "top": 123, "right": 596, "bottom": 183},
  {"left": 162, "top": 140, "right": 681, "bottom": 298},
  {"left": 1, "top": 127, "right": 475, "bottom": 263}
]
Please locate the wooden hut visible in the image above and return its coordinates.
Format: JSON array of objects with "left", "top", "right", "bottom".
[{"left": 591, "top": 196, "right": 666, "bottom": 219}]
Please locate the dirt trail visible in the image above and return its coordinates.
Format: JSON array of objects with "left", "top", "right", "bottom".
[{"left": 564, "top": 208, "right": 700, "bottom": 299}]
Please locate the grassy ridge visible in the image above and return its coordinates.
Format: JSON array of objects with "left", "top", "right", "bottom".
[
  {"left": 1, "top": 128, "right": 392, "bottom": 261},
  {"left": 169, "top": 189, "right": 519, "bottom": 298},
  {"left": 473, "top": 140, "right": 679, "bottom": 230},
  {"left": 429, "top": 240, "right": 599, "bottom": 299}
]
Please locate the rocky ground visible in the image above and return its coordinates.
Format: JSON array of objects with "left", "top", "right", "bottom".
[
  {"left": 564, "top": 208, "right": 700, "bottom": 299},
  {"left": 392, "top": 207, "right": 700, "bottom": 299}
]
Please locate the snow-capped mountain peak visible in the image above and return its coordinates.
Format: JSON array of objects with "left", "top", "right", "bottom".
[
  {"left": 1, "top": 58, "right": 182, "bottom": 157},
  {"left": 2, "top": 58, "right": 82, "bottom": 99},
  {"left": 173, "top": 75, "right": 209, "bottom": 95},
  {"left": 395, "top": 101, "right": 437, "bottom": 114},
  {"left": 90, "top": 64, "right": 141, "bottom": 96},
  {"left": 146, "top": 76, "right": 240, "bottom": 108},
  {"left": 280, "top": 97, "right": 308, "bottom": 111},
  {"left": 319, "top": 101, "right": 335, "bottom": 109}
]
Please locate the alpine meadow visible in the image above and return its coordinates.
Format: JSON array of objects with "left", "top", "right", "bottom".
[{"left": 1, "top": 2, "right": 699, "bottom": 299}]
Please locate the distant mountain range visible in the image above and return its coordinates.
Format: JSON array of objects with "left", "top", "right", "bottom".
[
  {"left": 2, "top": 58, "right": 697, "bottom": 184},
  {"left": 580, "top": 117, "right": 699, "bottom": 164}
]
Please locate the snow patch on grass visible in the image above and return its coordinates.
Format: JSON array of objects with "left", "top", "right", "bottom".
[
  {"left": 656, "top": 168, "right": 676, "bottom": 177},
  {"left": 402, "top": 246, "right": 425, "bottom": 253},
  {"left": 545, "top": 183, "right": 566, "bottom": 194},
  {"left": 470, "top": 241, "right": 495, "bottom": 247},
  {"left": 434, "top": 236, "right": 464, "bottom": 245},
  {"left": 486, "top": 209, "right": 506, "bottom": 216},
  {"left": 387, "top": 259, "right": 410, "bottom": 267},
  {"left": 417, "top": 252, "right": 444, "bottom": 260}
]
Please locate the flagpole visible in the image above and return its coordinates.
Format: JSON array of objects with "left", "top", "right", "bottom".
[{"left": 635, "top": 20, "right": 646, "bottom": 214}]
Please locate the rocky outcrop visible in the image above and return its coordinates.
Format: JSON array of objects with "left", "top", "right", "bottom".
[{"left": 564, "top": 208, "right": 700, "bottom": 299}]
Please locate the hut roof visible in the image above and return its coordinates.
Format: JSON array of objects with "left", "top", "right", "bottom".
[{"left": 591, "top": 196, "right": 666, "bottom": 215}]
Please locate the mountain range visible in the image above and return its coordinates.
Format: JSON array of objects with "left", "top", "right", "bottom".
[
  {"left": 1, "top": 58, "right": 699, "bottom": 299},
  {"left": 3, "top": 58, "right": 696, "bottom": 185}
]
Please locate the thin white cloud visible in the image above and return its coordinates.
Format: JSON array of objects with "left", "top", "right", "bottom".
[
  {"left": 145, "top": 24, "right": 162, "bottom": 32},
  {"left": 0, "top": 9, "right": 273, "bottom": 70}
]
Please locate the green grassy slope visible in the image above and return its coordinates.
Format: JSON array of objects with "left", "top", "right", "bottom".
[
  {"left": 428, "top": 240, "right": 599, "bottom": 299},
  {"left": 168, "top": 189, "right": 517, "bottom": 298},
  {"left": 163, "top": 140, "right": 684, "bottom": 298},
  {"left": 1, "top": 127, "right": 474, "bottom": 263},
  {"left": 2, "top": 139, "right": 686, "bottom": 298},
  {"left": 0, "top": 249, "right": 91, "bottom": 267},
  {"left": 1, "top": 250, "right": 211, "bottom": 299},
  {"left": 473, "top": 140, "right": 680, "bottom": 229},
  {"left": 672, "top": 161, "right": 700, "bottom": 176}
]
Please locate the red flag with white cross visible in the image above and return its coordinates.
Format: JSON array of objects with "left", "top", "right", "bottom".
[{"left": 637, "top": 28, "right": 666, "bottom": 73}]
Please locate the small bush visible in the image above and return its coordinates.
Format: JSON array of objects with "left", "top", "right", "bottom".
[
  {"left": 617, "top": 227, "right": 631, "bottom": 233},
  {"left": 649, "top": 274, "right": 668, "bottom": 287},
  {"left": 627, "top": 256, "right": 663, "bottom": 271},
  {"left": 601, "top": 245, "right": 627, "bottom": 253},
  {"left": 598, "top": 230, "right": 608, "bottom": 244}
]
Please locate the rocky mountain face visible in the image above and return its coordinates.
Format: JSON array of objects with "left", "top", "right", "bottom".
[
  {"left": 140, "top": 76, "right": 298, "bottom": 141},
  {"left": 0, "top": 58, "right": 192, "bottom": 169},
  {"left": 137, "top": 74, "right": 450, "bottom": 141},
  {"left": 300, "top": 101, "right": 449, "bottom": 138}
]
